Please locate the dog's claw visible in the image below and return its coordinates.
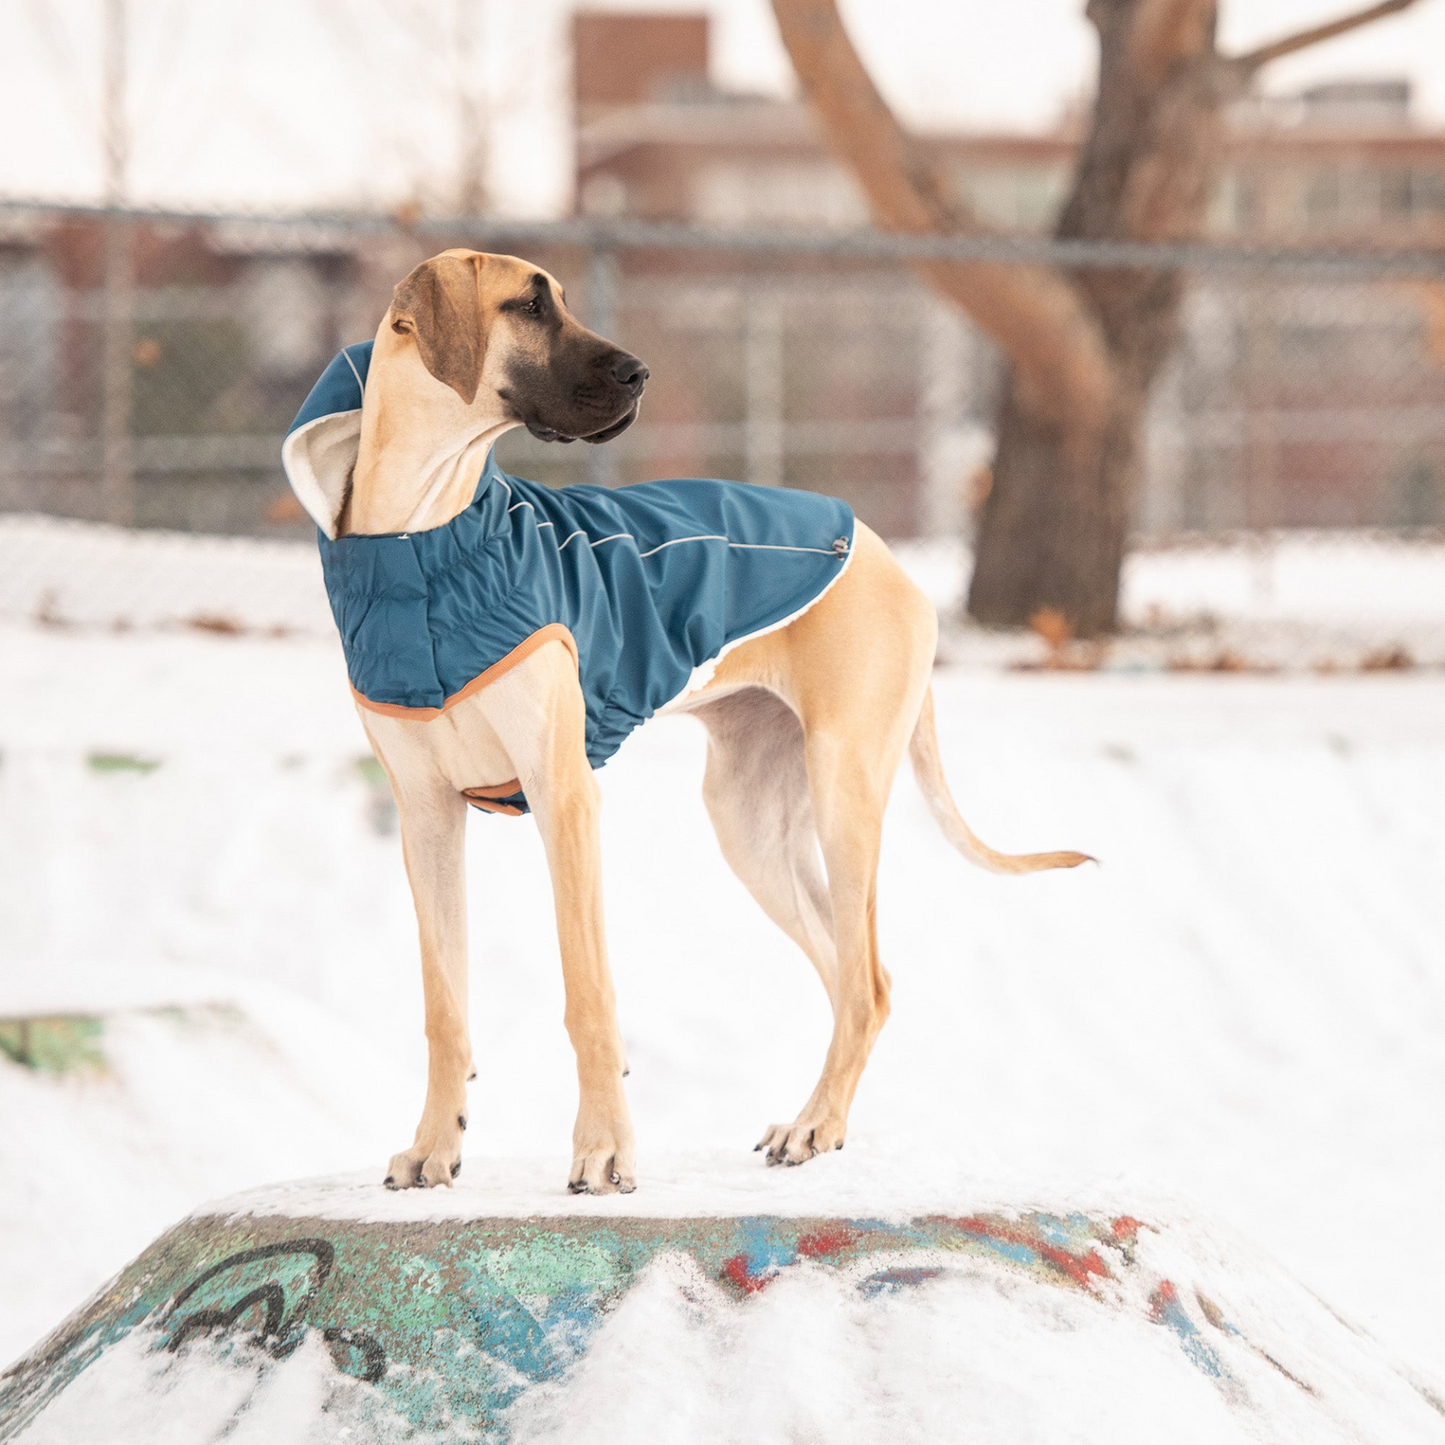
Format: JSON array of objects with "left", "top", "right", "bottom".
[
  {"left": 386, "top": 1136, "right": 464, "bottom": 1189},
  {"left": 568, "top": 1146, "right": 636, "bottom": 1195},
  {"left": 756, "top": 1120, "right": 840, "bottom": 1167}
]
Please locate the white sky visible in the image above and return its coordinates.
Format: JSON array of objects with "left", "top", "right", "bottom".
[{"left": 1, "top": 0, "right": 1443, "bottom": 217}]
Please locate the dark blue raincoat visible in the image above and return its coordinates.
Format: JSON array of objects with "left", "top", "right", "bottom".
[{"left": 283, "top": 343, "right": 854, "bottom": 814}]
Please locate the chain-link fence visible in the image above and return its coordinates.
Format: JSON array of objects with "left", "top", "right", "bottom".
[
  {"left": 1, "top": 202, "right": 1442, "bottom": 667},
  {"left": 1145, "top": 273, "right": 1445, "bottom": 533},
  {"left": 5, "top": 204, "right": 1445, "bottom": 538}
]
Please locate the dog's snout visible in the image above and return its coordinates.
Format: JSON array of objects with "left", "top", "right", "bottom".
[{"left": 609, "top": 352, "right": 649, "bottom": 395}]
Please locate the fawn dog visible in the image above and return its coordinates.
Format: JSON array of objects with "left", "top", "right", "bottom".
[{"left": 282, "top": 249, "right": 1087, "bottom": 1195}]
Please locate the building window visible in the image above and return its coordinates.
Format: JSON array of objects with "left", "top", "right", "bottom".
[
  {"left": 1304, "top": 168, "right": 1340, "bottom": 228},
  {"left": 1380, "top": 169, "right": 1413, "bottom": 218},
  {"left": 580, "top": 174, "right": 628, "bottom": 218},
  {"left": 1413, "top": 170, "right": 1445, "bottom": 216}
]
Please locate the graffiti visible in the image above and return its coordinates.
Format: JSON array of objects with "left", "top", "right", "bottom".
[
  {"left": 860, "top": 1266, "right": 945, "bottom": 1296},
  {"left": 1, "top": 1207, "right": 1333, "bottom": 1443},
  {"left": 321, "top": 1327, "right": 388, "bottom": 1385},
  {"left": 163, "top": 1237, "right": 386, "bottom": 1385},
  {"left": 1149, "top": 1279, "right": 1229, "bottom": 1380}
]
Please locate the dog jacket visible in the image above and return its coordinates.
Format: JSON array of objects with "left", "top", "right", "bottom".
[{"left": 282, "top": 342, "right": 855, "bottom": 815}]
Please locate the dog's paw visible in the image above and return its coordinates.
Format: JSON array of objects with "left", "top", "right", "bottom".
[
  {"left": 755, "top": 1116, "right": 845, "bottom": 1167},
  {"left": 567, "top": 1144, "right": 636, "bottom": 1196},
  {"left": 383, "top": 1145, "right": 462, "bottom": 1190},
  {"left": 568, "top": 1088, "right": 636, "bottom": 1195}
]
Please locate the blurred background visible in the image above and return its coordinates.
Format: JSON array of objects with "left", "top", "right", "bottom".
[
  {"left": 0, "top": 2, "right": 1443, "bottom": 534},
  {"left": 1, "top": 0, "right": 1443, "bottom": 1414}
]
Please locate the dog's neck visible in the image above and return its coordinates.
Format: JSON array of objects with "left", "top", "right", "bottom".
[{"left": 345, "top": 323, "right": 519, "bottom": 536}]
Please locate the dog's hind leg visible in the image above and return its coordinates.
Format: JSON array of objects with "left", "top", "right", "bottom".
[
  {"left": 731, "top": 524, "right": 936, "bottom": 1166},
  {"left": 693, "top": 688, "right": 837, "bottom": 1003},
  {"left": 751, "top": 724, "right": 899, "bottom": 1166}
]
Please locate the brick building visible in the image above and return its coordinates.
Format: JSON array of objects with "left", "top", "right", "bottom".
[
  {"left": 571, "top": 12, "right": 1445, "bottom": 534},
  {"left": 0, "top": 15, "right": 1441, "bottom": 539}
]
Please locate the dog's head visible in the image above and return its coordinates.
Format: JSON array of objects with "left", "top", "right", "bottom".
[{"left": 387, "top": 249, "right": 646, "bottom": 444}]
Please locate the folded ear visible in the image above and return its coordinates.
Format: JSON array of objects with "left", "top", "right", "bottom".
[{"left": 389, "top": 254, "right": 486, "bottom": 404}]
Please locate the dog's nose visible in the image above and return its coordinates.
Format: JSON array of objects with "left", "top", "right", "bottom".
[{"left": 610, "top": 353, "right": 649, "bottom": 395}]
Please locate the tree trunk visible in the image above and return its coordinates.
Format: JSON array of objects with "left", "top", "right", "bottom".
[
  {"left": 969, "top": 0, "right": 1221, "bottom": 634},
  {"left": 769, "top": 0, "right": 1423, "bottom": 635},
  {"left": 968, "top": 383, "right": 1143, "bottom": 635}
]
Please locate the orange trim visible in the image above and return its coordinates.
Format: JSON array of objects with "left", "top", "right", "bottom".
[
  {"left": 351, "top": 623, "right": 579, "bottom": 721},
  {"left": 463, "top": 780, "right": 525, "bottom": 798},
  {"left": 462, "top": 782, "right": 526, "bottom": 817}
]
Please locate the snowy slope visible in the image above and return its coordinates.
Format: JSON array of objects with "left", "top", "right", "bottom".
[
  {"left": 10, "top": 1164, "right": 1445, "bottom": 1445},
  {"left": 0, "top": 616, "right": 1443, "bottom": 1411}
]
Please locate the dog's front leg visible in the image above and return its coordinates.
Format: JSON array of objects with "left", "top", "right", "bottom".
[
  {"left": 488, "top": 651, "right": 635, "bottom": 1194},
  {"left": 380, "top": 763, "right": 472, "bottom": 1189},
  {"left": 534, "top": 765, "right": 636, "bottom": 1194}
]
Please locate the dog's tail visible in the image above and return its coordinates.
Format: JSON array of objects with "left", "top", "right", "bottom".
[{"left": 908, "top": 687, "right": 1093, "bottom": 876}]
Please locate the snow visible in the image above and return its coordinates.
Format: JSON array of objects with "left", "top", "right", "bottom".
[
  {"left": 892, "top": 531, "right": 1445, "bottom": 629},
  {"left": 0, "top": 514, "right": 332, "bottom": 638},
  {"left": 501, "top": 1237, "right": 1442, "bottom": 1445},
  {"left": 897, "top": 532, "right": 1445, "bottom": 669},
  {"left": 10, "top": 1192, "right": 1445, "bottom": 1444},
  {"left": 11, "top": 1332, "right": 421, "bottom": 1445},
  {"left": 4, "top": 513, "right": 1442, "bottom": 667},
  {"left": 1, "top": 520, "right": 1443, "bottom": 1435}
]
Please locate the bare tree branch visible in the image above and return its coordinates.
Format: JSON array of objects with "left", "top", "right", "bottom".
[
  {"left": 1124, "top": 0, "right": 1217, "bottom": 87},
  {"left": 770, "top": 0, "right": 1113, "bottom": 434},
  {"left": 1231, "top": 0, "right": 1420, "bottom": 75},
  {"left": 772, "top": 0, "right": 977, "bottom": 235}
]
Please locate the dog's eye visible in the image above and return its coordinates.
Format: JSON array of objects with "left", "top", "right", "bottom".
[{"left": 522, "top": 297, "right": 541, "bottom": 316}]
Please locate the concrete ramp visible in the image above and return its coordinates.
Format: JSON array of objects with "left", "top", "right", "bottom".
[{"left": 3, "top": 1160, "right": 1442, "bottom": 1444}]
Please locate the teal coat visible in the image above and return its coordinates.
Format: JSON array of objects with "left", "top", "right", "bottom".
[{"left": 283, "top": 344, "right": 854, "bottom": 814}]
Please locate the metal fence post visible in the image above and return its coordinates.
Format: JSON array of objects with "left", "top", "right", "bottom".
[
  {"left": 744, "top": 289, "right": 784, "bottom": 487},
  {"left": 918, "top": 303, "right": 966, "bottom": 536},
  {"left": 99, "top": 0, "right": 134, "bottom": 528},
  {"left": 100, "top": 210, "right": 135, "bottom": 527},
  {"left": 586, "top": 242, "right": 620, "bottom": 489}
]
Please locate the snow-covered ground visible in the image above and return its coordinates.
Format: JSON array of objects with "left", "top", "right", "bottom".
[
  {"left": 12, "top": 1164, "right": 1445, "bottom": 1445},
  {"left": 3, "top": 513, "right": 1443, "bottom": 668},
  {"left": 0, "top": 518, "right": 1442, "bottom": 1436}
]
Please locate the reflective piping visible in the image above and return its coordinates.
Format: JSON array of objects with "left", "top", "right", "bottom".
[
  {"left": 544, "top": 526, "right": 842, "bottom": 560},
  {"left": 656, "top": 538, "right": 858, "bottom": 716},
  {"left": 342, "top": 348, "right": 366, "bottom": 396},
  {"left": 486, "top": 473, "right": 845, "bottom": 559}
]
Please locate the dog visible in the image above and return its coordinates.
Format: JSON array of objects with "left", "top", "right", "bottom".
[{"left": 280, "top": 249, "right": 1088, "bottom": 1195}]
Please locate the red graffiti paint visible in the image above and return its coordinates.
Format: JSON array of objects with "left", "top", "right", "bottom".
[
  {"left": 1111, "top": 1216, "right": 1143, "bottom": 1246},
  {"left": 1037, "top": 1242, "right": 1108, "bottom": 1287},
  {"left": 797, "top": 1225, "right": 858, "bottom": 1258},
  {"left": 721, "top": 1254, "right": 773, "bottom": 1294},
  {"left": 947, "top": 1216, "right": 1109, "bottom": 1289},
  {"left": 1150, "top": 1279, "right": 1179, "bottom": 1321}
]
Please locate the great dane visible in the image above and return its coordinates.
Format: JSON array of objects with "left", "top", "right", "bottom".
[{"left": 284, "top": 249, "right": 1087, "bottom": 1195}]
